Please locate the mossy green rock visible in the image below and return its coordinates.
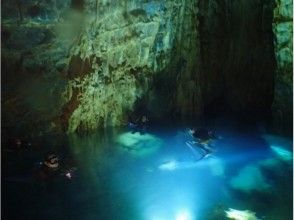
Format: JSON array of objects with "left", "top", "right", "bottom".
[{"left": 64, "top": 0, "right": 199, "bottom": 132}]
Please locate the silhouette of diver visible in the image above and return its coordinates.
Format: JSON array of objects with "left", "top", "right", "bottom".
[
  {"left": 186, "top": 127, "right": 216, "bottom": 157},
  {"left": 128, "top": 115, "right": 149, "bottom": 134}
]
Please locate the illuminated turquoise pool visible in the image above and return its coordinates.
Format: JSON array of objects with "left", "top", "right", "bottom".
[{"left": 2, "top": 123, "right": 293, "bottom": 220}]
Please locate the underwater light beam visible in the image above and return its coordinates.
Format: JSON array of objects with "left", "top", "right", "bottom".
[{"left": 175, "top": 209, "right": 192, "bottom": 220}]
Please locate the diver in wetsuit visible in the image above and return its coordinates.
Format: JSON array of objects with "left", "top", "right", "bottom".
[
  {"left": 128, "top": 114, "right": 149, "bottom": 134},
  {"left": 32, "top": 152, "right": 79, "bottom": 193},
  {"left": 138, "top": 115, "right": 148, "bottom": 134},
  {"left": 187, "top": 127, "right": 215, "bottom": 156},
  {"left": 128, "top": 115, "right": 138, "bottom": 133},
  {"left": 35, "top": 152, "right": 61, "bottom": 182}
]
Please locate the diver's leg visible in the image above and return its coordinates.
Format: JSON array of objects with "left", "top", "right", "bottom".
[
  {"left": 139, "top": 125, "right": 147, "bottom": 135},
  {"left": 186, "top": 140, "right": 198, "bottom": 146},
  {"left": 131, "top": 125, "right": 138, "bottom": 134},
  {"left": 203, "top": 144, "right": 213, "bottom": 154}
]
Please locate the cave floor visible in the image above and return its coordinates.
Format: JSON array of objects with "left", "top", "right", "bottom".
[{"left": 2, "top": 122, "right": 293, "bottom": 220}]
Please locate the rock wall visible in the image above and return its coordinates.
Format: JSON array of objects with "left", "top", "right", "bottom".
[
  {"left": 2, "top": 0, "right": 201, "bottom": 134},
  {"left": 61, "top": 0, "right": 200, "bottom": 132},
  {"left": 272, "top": 0, "right": 293, "bottom": 134},
  {"left": 223, "top": 0, "right": 276, "bottom": 117},
  {"left": 2, "top": 0, "right": 72, "bottom": 137},
  {"left": 198, "top": 0, "right": 276, "bottom": 120},
  {"left": 2, "top": 0, "right": 291, "bottom": 135}
]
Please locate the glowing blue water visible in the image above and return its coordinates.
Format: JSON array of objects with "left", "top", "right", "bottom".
[{"left": 2, "top": 124, "right": 293, "bottom": 220}]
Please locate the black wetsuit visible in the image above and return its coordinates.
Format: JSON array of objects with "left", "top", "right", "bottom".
[
  {"left": 192, "top": 128, "right": 212, "bottom": 141},
  {"left": 191, "top": 128, "right": 214, "bottom": 154},
  {"left": 128, "top": 115, "right": 148, "bottom": 134}
]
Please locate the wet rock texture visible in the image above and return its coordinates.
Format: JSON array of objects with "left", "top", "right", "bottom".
[
  {"left": 1, "top": 0, "right": 292, "bottom": 134},
  {"left": 2, "top": 0, "right": 75, "bottom": 136},
  {"left": 62, "top": 0, "right": 200, "bottom": 132},
  {"left": 2, "top": 0, "right": 200, "bottom": 134},
  {"left": 272, "top": 0, "right": 293, "bottom": 134}
]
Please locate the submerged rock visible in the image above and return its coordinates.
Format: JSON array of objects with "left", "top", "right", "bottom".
[
  {"left": 262, "top": 134, "right": 292, "bottom": 162},
  {"left": 225, "top": 208, "right": 260, "bottom": 220},
  {"left": 116, "top": 131, "right": 162, "bottom": 157},
  {"left": 230, "top": 165, "right": 271, "bottom": 193},
  {"left": 270, "top": 145, "right": 293, "bottom": 161}
]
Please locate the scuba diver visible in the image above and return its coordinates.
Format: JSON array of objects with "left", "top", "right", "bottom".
[
  {"left": 35, "top": 152, "right": 77, "bottom": 181},
  {"left": 4, "top": 151, "right": 76, "bottom": 189},
  {"left": 159, "top": 127, "right": 221, "bottom": 172},
  {"left": 128, "top": 114, "right": 139, "bottom": 133},
  {"left": 128, "top": 114, "right": 149, "bottom": 134},
  {"left": 186, "top": 127, "right": 217, "bottom": 157},
  {"left": 43, "top": 153, "right": 60, "bottom": 170},
  {"left": 138, "top": 115, "right": 149, "bottom": 134},
  {"left": 189, "top": 127, "right": 216, "bottom": 143},
  {"left": 35, "top": 152, "right": 61, "bottom": 181}
]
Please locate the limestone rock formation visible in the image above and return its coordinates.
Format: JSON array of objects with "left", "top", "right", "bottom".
[
  {"left": 272, "top": 0, "right": 293, "bottom": 134},
  {"left": 2, "top": 0, "right": 72, "bottom": 136},
  {"left": 62, "top": 0, "right": 200, "bottom": 132},
  {"left": 1, "top": 0, "right": 292, "bottom": 135},
  {"left": 2, "top": 0, "right": 201, "bottom": 134}
]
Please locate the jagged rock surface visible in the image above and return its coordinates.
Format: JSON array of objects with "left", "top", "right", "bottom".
[
  {"left": 1, "top": 0, "right": 292, "bottom": 135},
  {"left": 62, "top": 0, "right": 200, "bottom": 132},
  {"left": 272, "top": 0, "right": 293, "bottom": 133},
  {"left": 2, "top": 0, "right": 72, "bottom": 136},
  {"left": 2, "top": 0, "right": 201, "bottom": 134}
]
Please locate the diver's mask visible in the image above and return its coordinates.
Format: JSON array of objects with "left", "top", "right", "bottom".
[{"left": 44, "top": 154, "right": 59, "bottom": 169}]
